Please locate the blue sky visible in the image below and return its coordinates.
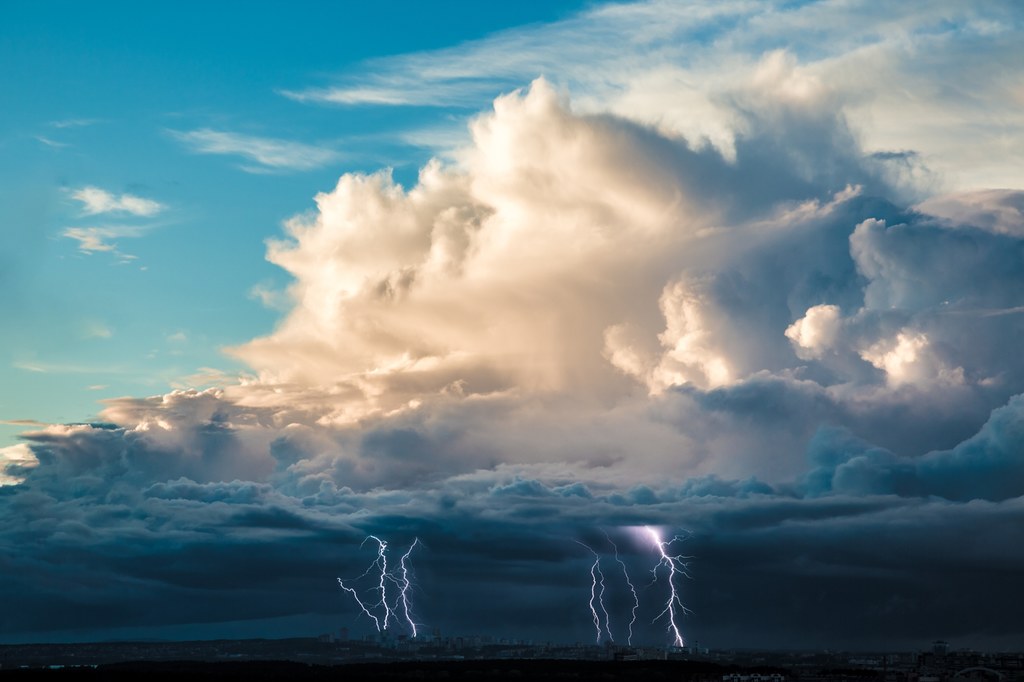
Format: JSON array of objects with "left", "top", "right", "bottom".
[{"left": 3, "top": 0, "right": 1024, "bottom": 650}]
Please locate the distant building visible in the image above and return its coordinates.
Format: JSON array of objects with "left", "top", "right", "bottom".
[{"left": 723, "top": 673, "right": 786, "bottom": 682}]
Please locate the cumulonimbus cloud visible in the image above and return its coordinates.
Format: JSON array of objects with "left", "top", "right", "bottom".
[
  {"left": 16, "top": 71, "right": 1024, "bottom": 509},
  {"left": 5, "top": 19, "right": 1024, "bottom": 646}
]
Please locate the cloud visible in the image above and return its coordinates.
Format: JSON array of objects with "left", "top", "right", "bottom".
[
  {"left": 170, "top": 129, "right": 342, "bottom": 172},
  {"left": 50, "top": 118, "right": 101, "bottom": 129},
  {"left": 803, "top": 393, "right": 1024, "bottom": 502},
  {"left": 280, "top": 2, "right": 748, "bottom": 109},
  {"left": 34, "top": 135, "right": 68, "bottom": 149},
  {"left": 0, "top": 419, "right": 50, "bottom": 427},
  {"left": 916, "top": 189, "right": 1024, "bottom": 237},
  {"left": 62, "top": 225, "right": 147, "bottom": 255},
  {"left": 63, "top": 187, "right": 165, "bottom": 258},
  {"left": 785, "top": 304, "right": 842, "bottom": 359},
  {"left": 231, "top": 76, "right": 898, "bottom": 422},
  {"left": 25, "top": 79, "right": 1024, "bottom": 485},
  {"left": 0, "top": 443, "right": 39, "bottom": 486},
  {"left": 12, "top": 359, "right": 127, "bottom": 375},
  {"left": 71, "top": 186, "right": 165, "bottom": 217},
  {"left": 44, "top": 76, "right": 1016, "bottom": 496}
]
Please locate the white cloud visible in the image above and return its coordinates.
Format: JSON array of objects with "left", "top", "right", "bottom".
[
  {"left": 605, "top": 279, "right": 733, "bottom": 392},
  {"left": 50, "top": 118, "right": 101, "bottom": 129},
  {"left": 231, "top": 79, "right": 737, "bottom": 419},
  {"left": 916, "top": 190, "right": 1024, "bottom": 237},
  {"left": 786, "top": 305, "right": 843, "bottom": 360},
  {"left": 859, "top": 330, "right": 930, "bottom": 386},
  {"left": 34, "top": 135, "right": 68, "bottom": 149},
  {"left": 171, "top": 128, "right": 342, "bottom": 172},
  {"left": 859, "top": 330, "right": 965, "bottom": 388},
  {"left": 62, "top": 225, "right": 147, "bottom": 255},
  {"left": 0, "top": 443, "right": 38, "bottom": 487},
  {"left": 12, "top": 359, "right": 126, "bottom": 375},
  {"left": 71, "top": 186, "right": 165, "bottom": 217}
]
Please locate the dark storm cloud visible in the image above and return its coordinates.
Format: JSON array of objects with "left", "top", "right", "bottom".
[
  {"left": 804, "top": 395, "right": 1024, "bottom": 501},
  {"left": 4, "top": 455, "right": 1024, "bottom": 647}
]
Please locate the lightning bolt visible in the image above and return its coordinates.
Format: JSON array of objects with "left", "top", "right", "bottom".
[
  {"left": 395, "top": 538, "right": 419, "bottom": 638},
  {"left": 605, "top": 531, "right": 639, "bottom": 646},
  {"left": 577, "top": 540, "right": 613, "bottom": 644},
  {"left": 336, "top": 576, "right": 381, "bottom": 632},
  {"left": 645, "top": 526, "right": 692, "bottom": 648},
  {"left": 370, "top": 535, "right": 395, "bottom": 629},
  {"left": 337, "top": 535, "right": 421, "bottom": 636}
]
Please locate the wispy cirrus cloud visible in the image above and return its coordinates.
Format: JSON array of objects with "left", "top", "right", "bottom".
[
  {"left": 62, "top": 225, "right": 147, "bottom": 255},
  {"left": 34, "top": 135, "right": 69, "bottom": 149},
  {"left": 0, "top": 419, "right": 50, "bottom": 428},
  {"left": 71, "top": 186, "right": 165, "bottom": 217},
  {"left": 170, "top": 128, "right": 341, "bottom": 172},
  {"left": 282, "top": 0, "right": 1024, "bottom": 190},
  {"left": 50, "top": 118, "right": 101, "bottom": 129},
  {"left": 12, "top": 359, "right": 128, "bottom": 375}
]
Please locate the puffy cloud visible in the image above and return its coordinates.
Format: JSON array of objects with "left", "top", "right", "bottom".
[
  {"left": 804, "top": 394, "right": 1024, "bottom": 502},
  {"left": 0, "top": 443, "right": 38, "bottom": 486},
  {"left": 230, "top": 78, "right": 899, "bottom": 421},
  {"left": 858, "top": 330, "right": 964, "bottom": 388},
  {"left": 785, "top": 304, "right": 842, "bottom": 359},
  {"left": 608, "top": 278, "right": 734, "bottom": 392}
]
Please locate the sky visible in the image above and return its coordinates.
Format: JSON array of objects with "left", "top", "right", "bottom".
[{"left": 2, "top": 0, "right": 1024, "bottom": 650}]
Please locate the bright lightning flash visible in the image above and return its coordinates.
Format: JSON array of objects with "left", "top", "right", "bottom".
[
  {"left": 577, "top": 541, "right": 613, "bottom": 644},
  {"left": 605, "top": 532, "right": 639, "bottom": 646},
  {"left": 396, "top": 538, "right": 420, "bottom": 638},
  {"left": 337, "top": 535, "right": 421, "bottom": 636},
  {"left": 645, "top": 526, "right": 692, "bottom": 648}
]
